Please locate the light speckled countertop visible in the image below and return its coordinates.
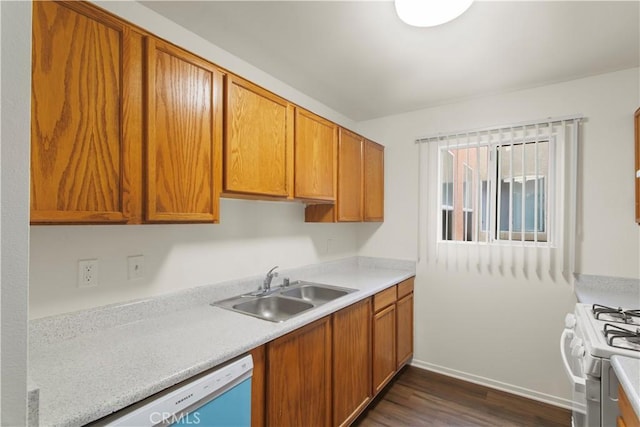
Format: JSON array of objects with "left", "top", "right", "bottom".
[
  {"left": 574, "top": 274, "right": 640, "bottom": 307},
  {"left": 29, "top": 257, "right": 414, "bottom": 427},
  {"left": 611, "top": 356, "right": 640, "bottom": 419}
]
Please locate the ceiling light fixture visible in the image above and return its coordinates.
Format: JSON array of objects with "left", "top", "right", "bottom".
[{"left": 394, "top": 0, "right": 474, "bottom": 28}]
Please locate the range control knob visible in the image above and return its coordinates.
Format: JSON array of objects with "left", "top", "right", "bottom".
[
  {"left": 571, "top": 339, "right": 585, "bottom": 358},
  {"left": 565, "top": 313, "right": 577, "bottom": 329}
]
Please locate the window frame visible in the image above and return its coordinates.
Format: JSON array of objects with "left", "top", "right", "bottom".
[{"left": 436, "top": 136, "right": 555, "bottom": 246}]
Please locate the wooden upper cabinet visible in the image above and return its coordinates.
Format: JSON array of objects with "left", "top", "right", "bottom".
[
  {"left": 337, "top": 128, "right": 364, "bottom": 221},
  {"left": 31, "top": 1, "right": 143, "bottom": 224},
  {"left": 333, "top": 298, "right": 371, "bottom": 427},
  {"left": 305, "top": 129, "right": 385, "bottom": 223},
  {"left": 224, "top": 74, "right": 294, "bottom": 198},
  {"left": 363, "top": 140, "right": 384, "bottom": 222},
  {"left": 635, "top": 108, "right": 639, "bottom": 224},
  {"left": 145, "top": 38, "right": 222, "bottom": 222},
  {"left": 294, "top": 108, "right": 337, "bottom": 202}
]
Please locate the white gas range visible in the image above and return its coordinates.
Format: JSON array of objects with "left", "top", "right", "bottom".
[{"left": 561, "top": 303, "right": 640, "bottom": 427}]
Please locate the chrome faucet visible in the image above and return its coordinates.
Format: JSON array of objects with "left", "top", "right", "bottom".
[{"left": 263, "top": 266, "right": 279, "bottom": 292}]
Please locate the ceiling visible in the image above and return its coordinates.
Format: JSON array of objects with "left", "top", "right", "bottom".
[{"left": 141, "top": 1, "right": 640, "bottom": 121}]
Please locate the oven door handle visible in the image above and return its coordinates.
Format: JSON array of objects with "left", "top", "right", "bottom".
[{"left": 560, "top": 328, "right": 586, "bottom": 394}]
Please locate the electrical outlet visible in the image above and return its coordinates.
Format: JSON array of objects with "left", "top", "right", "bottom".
[
  {"left": 127, "top": 255, "right": 144, "bottom": 280},
  {"left": 78, "top": 259, "right": 98, "bottom": 288}
]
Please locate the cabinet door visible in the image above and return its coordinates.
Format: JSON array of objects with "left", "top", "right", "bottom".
[
  {"left": 266, "top": 317, "right": 331, "bottom": 427},
  {"left": 294, "top": 109, "right": 337, "bottom": 202},
  {"left": 333, "top": 299, "right": 371, "bottom": 427},
  {"left": 363, "top": 140, "right": 384, "bottom": 222},
  {"left": 225, "top": 74, "right": 294, "bottom": 198},
  {"left": 337, "top": 128, "right": 363, "bottom": 221},
  {"left": 619, "top": 384, "right": 640, "bottom": 427},
  {"left": 372, "top": 304, "right": 396, "bottom": 395},
  {"left": 146, "top": 38, "right": 222, "bottom": 222},
  {"left": 396, "top": 293, "right": 414, "bottom": 369},
  {"left": 31, "top": 1, "right": 142, "bottom": 224},
  {"left": 249, "top": 346, "right": 265, "bottom": 427}
]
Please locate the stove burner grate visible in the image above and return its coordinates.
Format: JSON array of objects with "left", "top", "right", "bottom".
[
  {"left": 592, "top": 304, "right": 640, "bottom": 324},
  {"left": 603, "top": 323, "right": 640, "bottom": 352}
]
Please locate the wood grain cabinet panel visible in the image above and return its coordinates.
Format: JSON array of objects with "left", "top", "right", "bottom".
[
  {"left": 396, "top": 293, "right": 414, "bottom": 369},
  {"left": 618, "top": 384, "right": 640, "bottom": 427},
  {"left": 305, "top": 129, "right": 385, "bottom": 223},
  {"left": 249, "top": 346, "right": 265, "bottom": 427},
  {"left": 31, "top": 1, "right": 143, "bottom": 224},
  {"left": 333, "top": 299, "right": 371, "bottom": 427},
  {"left": 337, "top": 128, "right": 364, "bottom": 221},
  {"left": 363, "top": 140, "right": 384, "bottom": 222},
  {"left": 396, "top": 277, "right": 415, "bottom": 369},
  {"left": 294, "top": 108, "right": 337, "bottom": 202},
  {"left": 266, "top": 317, "right": 331, "bottom": 427},
  {"left": 373, "top": 286, "right": 396, "bottom": 312},
  {"left": 635, "top": 107, "right": 639, "bottom": 224},
  {"left": 372, "top": 304, "right": 396, "bottom": 395},
  {"left": 146, "top": 38, "right": 222, "bottom": 222},
  {"left": 225, "top": 74, "right": 294, "bottom": 198}
]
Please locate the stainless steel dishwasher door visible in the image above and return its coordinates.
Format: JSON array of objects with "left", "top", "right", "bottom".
[{"left": 106, "top": 354, "right": 253, "bottom": 427}]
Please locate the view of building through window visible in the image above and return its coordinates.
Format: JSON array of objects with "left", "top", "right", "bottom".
[{"left": 440, "top": 140, "right": 549, "bottom": 243}]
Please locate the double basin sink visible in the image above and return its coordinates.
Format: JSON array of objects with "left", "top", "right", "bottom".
[{"left": 213, "top": 281, "right": 357, "bottom": 322}]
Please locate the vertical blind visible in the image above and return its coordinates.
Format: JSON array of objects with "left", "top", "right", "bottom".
[{"left": 416, "top": 115, "right": 583, "bottom": 283}]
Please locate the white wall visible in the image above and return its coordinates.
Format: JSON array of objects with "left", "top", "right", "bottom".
[
  {"left": 356, "top": 68, "right": 640, "bottom": 405},
  {"left": 1, "top": 1, "right": 31, "bottom": 424},
  {"left": 28, "top": 1, "right": 363, "bottom": 319},
  {"left": 30, "top": 201, "right": 358, "bottom": 318}
]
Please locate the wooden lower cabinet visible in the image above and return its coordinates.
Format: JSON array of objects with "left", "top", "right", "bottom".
[
  {"left": 266, "top": 317, "right": 332, "bottom": 427},
  {"left": 260, "top": 278, "right": 414, "bottom": 427},
  {"left": 333, "top": 299, "right": 371, "bottom": 427},
  {"left": 396, "top": 278, "right": 415, "bottom": 369},
  {"left": 618, "top": 384, "right": 640, "bottom": 427},
  {"left": 372, "top": 304, "right": 397, "bottom": 395},
  {"left": 249, "top": 346, "right": 265, "bottom": 427}
]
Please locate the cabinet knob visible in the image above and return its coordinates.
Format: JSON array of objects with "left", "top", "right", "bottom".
[{"left": 636, "top": 169, "right": 640, "bottom": 178}]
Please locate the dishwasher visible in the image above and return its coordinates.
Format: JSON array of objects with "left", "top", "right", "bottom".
[{"left": 104, "top": 354, "right": 253, "bottom": 427}]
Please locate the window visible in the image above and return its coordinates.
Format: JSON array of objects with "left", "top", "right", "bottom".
[
  {"left": 438, "top": 139, "right": 550, "bottom": 244},
  {"left": 419, "top": 115, "right": 581, "bottom": 280}
]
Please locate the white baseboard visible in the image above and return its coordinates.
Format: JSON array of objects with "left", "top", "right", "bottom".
[{"left": 409, "top": 359, "right": 574, "bottom": 411}]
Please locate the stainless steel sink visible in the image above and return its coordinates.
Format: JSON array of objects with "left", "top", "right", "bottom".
[
  {"left": 212, "top": 281, "right": 357, "bottom": 322},
  {"left": 232, "top": 296, "right": 313, "bottom": 322},
  {"left": 280, "top": 284, "right": 353, "bottom": 304}
]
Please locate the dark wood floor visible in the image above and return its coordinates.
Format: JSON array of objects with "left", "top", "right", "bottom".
[{"left": 354, "top": 366, "right": 571, "bottom": 427}]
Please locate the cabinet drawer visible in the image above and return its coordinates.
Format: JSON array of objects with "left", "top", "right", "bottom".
[
  {"left": 373, "top": 286, "right": 396, "bottom": 312},
  {"left": 397, "top": 277, "right": 414, "bottom": 299}
]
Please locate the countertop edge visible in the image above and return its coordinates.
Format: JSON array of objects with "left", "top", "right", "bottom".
[{"left": 611, "top": 355, "right": 640, "bottom": 420}]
